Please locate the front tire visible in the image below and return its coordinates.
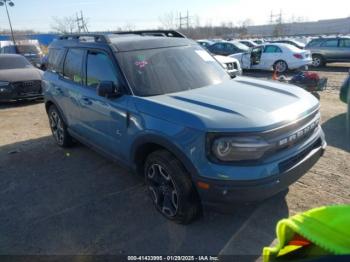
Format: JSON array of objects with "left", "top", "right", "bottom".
[
  {"left": 144, "top": 150, "right": 201, "bottom": 224},
  {"left": 48, "top": 105, "right": 73, "bottom": 147},
  {"left": 273, "top": 60, "right": 288, "bottom": 73}
]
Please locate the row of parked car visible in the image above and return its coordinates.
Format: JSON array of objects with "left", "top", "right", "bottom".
[{"left": 198, "top": 36, "right": 350, "bottom": 73}]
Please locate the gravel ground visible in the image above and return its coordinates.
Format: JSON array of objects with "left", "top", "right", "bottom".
[{"left": 0, "top": 65, "right": 349, "bottom": 259}]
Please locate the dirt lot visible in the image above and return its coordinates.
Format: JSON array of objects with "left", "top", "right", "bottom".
[{"left": 0, "top": 65, "right": 349, "bottom": 259}]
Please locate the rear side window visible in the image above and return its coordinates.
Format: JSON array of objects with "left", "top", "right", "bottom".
[
  {"left": 264, "top": 45, "right": 282, "bottom": 53},
  {"left": 212, "top": 43, "right": 225, "bottom": 51},
  {"left": 63, "top": 49, "right": 84, "bottom": 84},
  {"left": 321, "top": 39, "right": 338, "bottom": 47},
  {"left": 339, "top": 39, "right": 350, "bottom": 48},
  {"left": 47, "top": 48, "right": 65, "bottom": 73},
  {"left": 306, "top": 39, "right": 323, "bottom": 47},
  {"left": 86, "top": 51, "right": 118, "bottom": 88}
]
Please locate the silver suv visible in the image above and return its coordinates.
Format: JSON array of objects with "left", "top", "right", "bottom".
[{"left": 306, "top": 37, "right": 350, "bottom": 67}]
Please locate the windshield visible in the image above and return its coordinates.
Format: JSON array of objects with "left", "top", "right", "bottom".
[
  {"left": 231, "top": 41, "right": 250, "bottom": 51},
  {"left": 0, "top": 56, "right": 33, "bottom": 70},
  {"left": 118, "top": 45, "right": 230, "bottom": 97},
  {"left": 16, "top": 45, "right": 40, "bottom": 55}
]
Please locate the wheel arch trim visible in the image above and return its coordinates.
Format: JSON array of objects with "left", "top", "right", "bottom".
[{"left": 130, "top": 134, "right": 200, "bottom": 179}]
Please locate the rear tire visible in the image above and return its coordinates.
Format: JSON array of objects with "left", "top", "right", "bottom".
[
  {"left": 273, "top": 60, "right": 288, "bottom": 74},
  {"left": 311, "top": 55, "right": 324, "bottom": 68},
  {"left": 144, "top": 150, "right": 201, "bottom": 224},
  {"left": 48, "top": 105, "right": 73, "bottom": 147}
]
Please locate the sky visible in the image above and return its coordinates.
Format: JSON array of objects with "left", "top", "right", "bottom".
[{"left": 0, "top": 0, "right": 349, "bottom": 32}]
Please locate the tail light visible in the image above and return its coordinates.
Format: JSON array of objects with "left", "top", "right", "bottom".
[{"left": 293, "top": 54, "right": 303, "bottom": 59}]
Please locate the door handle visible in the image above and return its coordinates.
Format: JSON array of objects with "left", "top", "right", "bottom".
[{"left": 81, "top": 97, "right": 92, "bottom": 106}]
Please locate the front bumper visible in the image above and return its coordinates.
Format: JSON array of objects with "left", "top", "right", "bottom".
[
  {"left": 196, "top": 137, "right": 326, "bottom": 207},
  {"left": 0, "top": 83, "right": 42, "bottom": 101}
]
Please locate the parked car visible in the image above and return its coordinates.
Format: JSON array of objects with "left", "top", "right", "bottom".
[
  {"left": 43, "top": 31, "right": 326, "bottom": 224},
  {"left": 231, "top": 43, "right": 312, "bottom": 73},
  {"left": 0, "top": 54, "right": 43, "bottom": 101},
  {"left": 214, "top": 55, "right": 242, "bottom": 77},
  {"left": 0, "top": 43, "right": 44, "bottom": 69},
  {"left": 197, "top": 39, "right": 215, "bottom": 50},
  {"left": 207, "top": 41, "right": 249, "bottom": 56},
  {"left": 239, "top": 40, "right": 258, "bottom": 48},
  {"left": 270, "top": 40, "right": 305, "bottom": 50},
  {"left": 253, "top": 39, "right": 265, "bottom": 45},
  {"left": 340, "top": 69, "right": 350, "bottom": 133},
  {"left": 305, "top": 37, "right": 350, "bottom": 67}
]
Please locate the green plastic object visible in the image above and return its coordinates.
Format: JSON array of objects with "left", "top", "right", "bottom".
[{"left": 263, "top": 205, "right": 350, "bottom": 262}]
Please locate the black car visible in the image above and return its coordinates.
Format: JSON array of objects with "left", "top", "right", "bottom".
[
  {"left": 207, "top": 41, "right": 249, "bottom": 56},
  {"left": 0, "top": 44, "right": 44, "bottom": 68},
  {"left": 0, "top": 54, "right": 43, "bottom": 101}
]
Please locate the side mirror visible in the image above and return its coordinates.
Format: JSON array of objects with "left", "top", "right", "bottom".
[{"left": 97, "top": 81, "right": 121, "bottom": 98}]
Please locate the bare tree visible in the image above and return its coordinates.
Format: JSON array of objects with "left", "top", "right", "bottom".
[
  {"left": 51, "top": 16, "right": 77, "bottom": 34},
  {"left": 159, "top": 12, "right": 177, "bottom": 29}
]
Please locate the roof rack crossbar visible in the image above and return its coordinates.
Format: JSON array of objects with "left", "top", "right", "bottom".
[
  {"left": 58, "top": 34, "right": 109, "bottom": 43},
  {"left": 112, "top": 30, "right": 186, "bottom": 38}
]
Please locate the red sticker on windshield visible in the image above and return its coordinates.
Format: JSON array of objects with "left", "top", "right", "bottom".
[{"left": 135, "top": 60, "right": 148, "bottom": 68}]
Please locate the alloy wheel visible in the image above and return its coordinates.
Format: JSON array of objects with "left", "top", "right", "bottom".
[
  {"left": 146, "top": 163, "right": 179, "bottom": 218},
  {"left": 275, "top": 61, "right": 287, "bottom": 73},
  {"left": 49, "top": 111, "right": 64, "bottom": 145},
  {"left": 312, "top": 57, "right": 321, "bottom": 67}
]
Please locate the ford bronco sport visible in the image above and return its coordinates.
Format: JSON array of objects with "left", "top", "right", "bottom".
[{"left": 43, "top": 31, "right": 326, "bottom": 224}]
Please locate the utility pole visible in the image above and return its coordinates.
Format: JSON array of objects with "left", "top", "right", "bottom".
[
  {"left": 76, "top": 10, "right": 89, "bottom": 33},
  {"left": 0, "top": 0, "right": 16, "bottom": 44},
  {"left": 178, "top": 11, "right": 190, "bottom": 30}
]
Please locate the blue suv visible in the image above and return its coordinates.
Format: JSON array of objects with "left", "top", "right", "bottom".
[{"left": 43, "top": 31, "right": 326, "bottom": 224}]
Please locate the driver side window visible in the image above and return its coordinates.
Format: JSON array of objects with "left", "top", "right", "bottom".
[{"left": 86, "top": 51, "right": 119, "bottom": 88}]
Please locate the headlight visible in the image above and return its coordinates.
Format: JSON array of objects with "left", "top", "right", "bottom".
[
  {"left": 0, "top": 81, "right": 10, "bottom": 87},
  {"left": 211, "top": 136, "right": 271, "bottom": 162}
]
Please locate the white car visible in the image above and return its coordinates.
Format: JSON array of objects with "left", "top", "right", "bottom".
[
  {"left": 230, "top": 43, "right": 312, "bottom": 73},
  {"left": 214, "top": 55, "right": 242, "bottom": 77}
]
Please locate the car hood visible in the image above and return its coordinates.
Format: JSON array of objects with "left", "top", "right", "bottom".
[
  {"left": 229, "top": 52, "right": 245, "bottom": 60},
  {"left": 215, "top": 55, "right": 239, "bottom": 64},
  {"left": 0, "top": 68, "right": 43, "bottom": 82},
  {"left": 134, "top": 76, "right": 319, "bottom": 132}
]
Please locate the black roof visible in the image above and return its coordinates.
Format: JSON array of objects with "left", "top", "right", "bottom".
[
  {"left": 50, "top": 31, "right": 196, "bottom": 52},
  {"left": 109, "top": 35, "right": 194, "bottom": 52}
]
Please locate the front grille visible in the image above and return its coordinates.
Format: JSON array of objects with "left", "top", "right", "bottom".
[
  {"left": 12, "top": 80, "right": 42, "bottom": 95},
  {"left": 279, "top": 138, "right": 321, "bottom": 173}
]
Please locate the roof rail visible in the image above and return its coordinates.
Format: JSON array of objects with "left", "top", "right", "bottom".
[
  {"left": 58, "top": 34, "right": 109, "bottom": 43},
  {"left": 113, "top": 30, "right": 186, "bottom": 38}
]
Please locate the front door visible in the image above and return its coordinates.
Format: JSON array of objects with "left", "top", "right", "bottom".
[{"left": 78, "top": 49, "right": 129, "bottom": 158}]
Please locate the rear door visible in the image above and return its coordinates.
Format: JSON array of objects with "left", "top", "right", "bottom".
[
  {"left": 59, "top": 48, "right": 86, "bottom": 133},
  {"left": 77, "top": 49, "right": 129, "bottom": 157},
  {"left": 257, "top": 45, "right": 282, "bottom": 69},
  {"left": 338, "top": 39, "right": 350, "bottom": 61},
  {"left": 319, "top": 38, "right": 339, "bottom": 60}
]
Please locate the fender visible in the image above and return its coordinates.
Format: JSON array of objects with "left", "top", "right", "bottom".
[
  {"left": 130, "top": 133, "right": 200, "bottom": 179},
  {"left": 44, "top": 97, "right": 69, "bottom": 125}
]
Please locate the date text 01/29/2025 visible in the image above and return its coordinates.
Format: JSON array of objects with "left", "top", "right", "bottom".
[{"left": 127, "top": 255, "right": 219, "bottom": 261}]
